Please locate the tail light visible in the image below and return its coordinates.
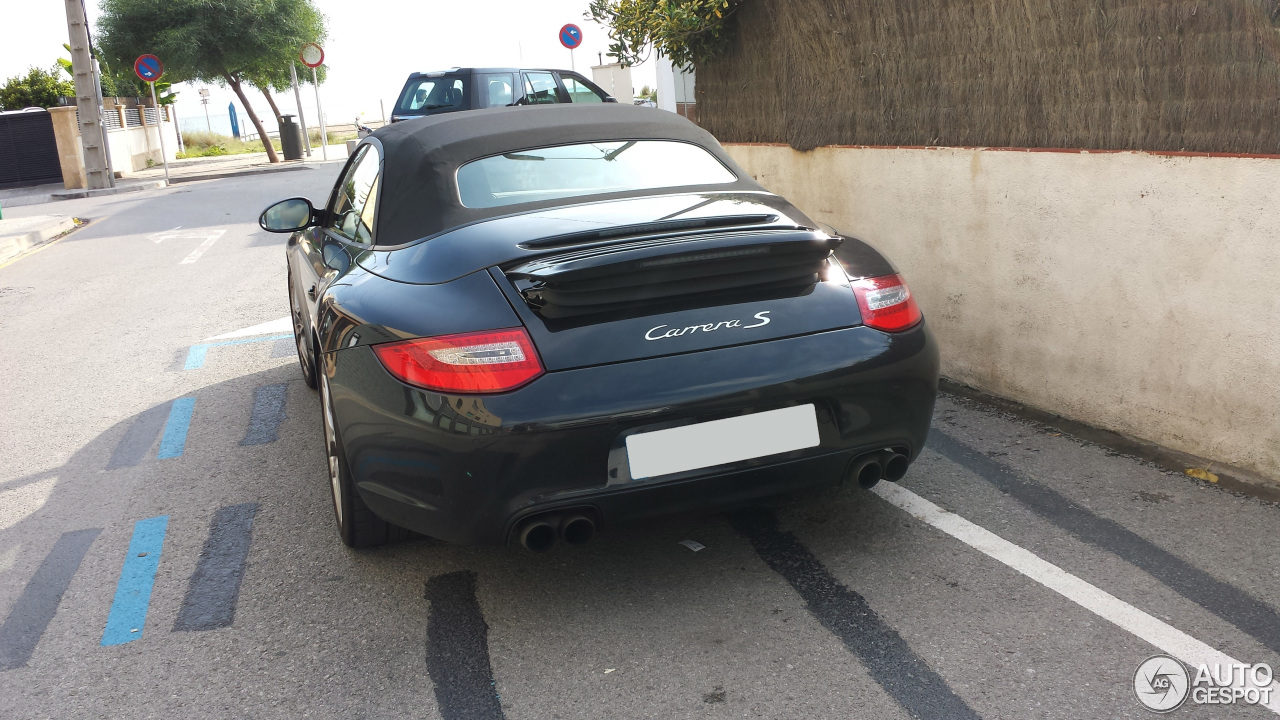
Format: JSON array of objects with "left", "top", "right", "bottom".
[
  {"left": 850, "top": 274, "right": 922, "bottom": 332},
  {"left": 372, "top": 328, "right": 544, "bottom": 393}
]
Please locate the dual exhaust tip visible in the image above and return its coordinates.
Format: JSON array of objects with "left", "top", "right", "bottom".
[
  {"left": 847, "top": 450, "right": 910, "bottom": 489},
  {"left": 517, "top": 512, "right": 597, "bottom": 552},
  {"left": 518, "top": 452, "right": 908, "bottom": 549}
]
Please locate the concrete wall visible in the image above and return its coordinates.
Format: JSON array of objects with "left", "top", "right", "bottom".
[
  {"left": 105, "top": 117, "right": 178, "bottom": 175},
  {"left": 590, "top": 63, "right": 634, "bottom": 103},
  {"left": 724, "top": 143, "right": 1280, "bottom": 480}
]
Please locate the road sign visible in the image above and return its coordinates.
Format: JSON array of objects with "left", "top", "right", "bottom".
[
  {"left": 134, "top": 54, "right": 163, "bottom": 83},
  {"left": 559, "top": 24, "right": 583, "bottom": 49},
  {"left": 300, "top": 43, "right": 324, "bottom": 68}
]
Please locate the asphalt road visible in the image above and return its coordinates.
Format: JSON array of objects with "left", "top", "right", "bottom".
[{"left": 1, "top": 166, "right": 1277, "bottom": 719}]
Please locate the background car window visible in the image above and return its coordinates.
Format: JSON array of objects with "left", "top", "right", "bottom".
[
  {"left": 479, "top": 73, "right": 515, "bottom": 107},
  {"left": 457, "top": 140, "right": 737, "bottom": 208},
  {"left": 522, "top": 72, "right": 560, "bottom": 104},
  {"left": 561, "top": 75, "right": 603, "bottom": 103},
  {"left": 394, "top": 75, "right": 469, "bottom": 116},
  {"left": 327, "top": 147, "right": 381, "bottom": 244}
]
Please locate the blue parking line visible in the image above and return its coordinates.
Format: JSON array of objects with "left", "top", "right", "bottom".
[
  {"left": 184, "top": 334, "right": 293, "bottom": 370},
  {"left": 101, "top": 516, "right": 169, "bottom": 647},
  {"left": 157, "top": 398, "right": 196, "bottom": 459}
]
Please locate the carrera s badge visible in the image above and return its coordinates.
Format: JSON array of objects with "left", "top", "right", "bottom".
[{"left": 644, "top": 311, "right": 771, "bottom": 341}]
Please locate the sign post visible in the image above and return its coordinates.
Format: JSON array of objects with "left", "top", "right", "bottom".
[
  {"left": 198, "top": 88, "right": 211, "bottom": 132},
  {"left": 559, "top": 24, "right": 583, "bottom": 71},
  {"left": 300, "top": 43, "right": 326, "bottom": 160},
  {"left": 289, "top": 64, "right": 311, "bottom": 157},
  {"left": 134, "top": 54, "right": 170, "bottom": 185}
]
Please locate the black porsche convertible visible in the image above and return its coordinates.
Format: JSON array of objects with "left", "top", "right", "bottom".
[{"left": 259, "top": 104, "right": 939, "bottom": 550}]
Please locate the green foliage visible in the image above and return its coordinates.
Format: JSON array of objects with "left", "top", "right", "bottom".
[
  {"left": 586, "top": 0, "right": 742, "bottom": 68},
  {"left": 98, "top": 0, "right": 327, "bottom": 161},
  {"left": 637, "top": 84, "right": 657, "bottom": 102},
  {"left": 59, "top": 43, "right": 144, "bottom": 99},
  {"left": 176, "top": 144, "right": 229, "bottom": 158},
  {"left": 0, "top": 65, "right": 75, "bottom": 110},
  {"left": 97, "top": 0, "right": 327, "bottom": 88},
  {"left": 178, "top": 130, "right": 281, "bottom": 156}
]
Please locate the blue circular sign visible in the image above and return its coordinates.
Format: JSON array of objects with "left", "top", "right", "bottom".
[
  {"left": 134, "top": 54, "right": 163, "bottom": 82},
  {"left": 559, "top": 24, "right": 583, "bottom": 50}
]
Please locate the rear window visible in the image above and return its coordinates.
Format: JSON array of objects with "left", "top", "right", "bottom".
[
  {"left": 456, "top": 140, "right": 736, "bottom": 209},
  {"left": 395, "top": 74, "right": 469, "bottom": 116}
]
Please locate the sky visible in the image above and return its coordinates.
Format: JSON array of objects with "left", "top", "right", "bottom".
[{"left": 3, "top": 0, "right": 657, "bottom": 133}]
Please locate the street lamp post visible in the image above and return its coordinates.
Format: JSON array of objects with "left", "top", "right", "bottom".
[{"left": 199, "top": 88, "right": 211, "bottom": 133}]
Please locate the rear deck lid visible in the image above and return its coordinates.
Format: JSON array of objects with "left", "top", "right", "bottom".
[{"left": 492, "top": 228, "right": 863, "bottom": 371}]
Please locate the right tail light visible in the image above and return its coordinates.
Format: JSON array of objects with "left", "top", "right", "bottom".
[{"left": 850, "top": 274, "right": 922, "bottom": 332}]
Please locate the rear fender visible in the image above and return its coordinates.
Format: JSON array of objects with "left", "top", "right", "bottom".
[{"left": 316, "top": 264, "right": 521, "bottom": 355}]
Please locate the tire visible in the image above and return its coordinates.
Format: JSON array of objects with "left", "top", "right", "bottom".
[
  {"left": 288, "top": 273, "right": 317, "bottom": 390},
  {"left": 319, "top": 369, "right": 408, "bottom": 548}
]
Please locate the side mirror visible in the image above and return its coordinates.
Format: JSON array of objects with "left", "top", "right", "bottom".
[
  {"left": 603, "top": 96, "right": 619, "bottom": 103},
  {"left": 259, "top": 197, "right": 315, "bottom": 232}
]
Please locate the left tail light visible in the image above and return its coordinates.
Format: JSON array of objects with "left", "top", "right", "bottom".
[
  {"left": 850, "top": 274, "right": 923, "bottom": 332},
  {"left": 372, "top": 328, "right": 544, "bottom": 394}
]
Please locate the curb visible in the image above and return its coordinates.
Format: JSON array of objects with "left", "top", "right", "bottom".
[
  {"left": 939, "top": 378, "right": 1280, "bottom": 503},
  {"left": 1, "top": 180, "right": 168, "bottom": 209},
  {"left": 0, "top": 216, "right": 78, "bottom": 265},
  {"left": 50, "top": 179, "right": 168, "bottom": 201},
  {"left": 168, "top": 164, "right": 312, "bottom": 184}
]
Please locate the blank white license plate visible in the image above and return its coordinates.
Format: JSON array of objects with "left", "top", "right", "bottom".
[{"left": 625, "top": 404, "right": 820, "bottom": 480}]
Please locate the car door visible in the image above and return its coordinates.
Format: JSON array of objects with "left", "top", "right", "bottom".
[
  {"left": 298, "top": 144, "right": 381, "bottom": 327},
  {"left": 555, "top": 72, "right": 608, "bottom": 103},
  {"left": 476, "top": 72, "right": 516, "bottom": 108},
  {"left": 521, "top": 71, "right": 562, "bottom": 105}
]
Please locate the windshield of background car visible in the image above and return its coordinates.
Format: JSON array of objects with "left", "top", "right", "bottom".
[
  {"left": 395, "top": 74, "right": 469, "bottom": 116},
  {"left": 455, "top": 140, "right": 737, "bottom": 208}
]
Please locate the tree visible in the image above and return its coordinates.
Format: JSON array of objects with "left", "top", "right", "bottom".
[
  {"left": 0, "top": 66, "right": 75, "bottom": 110},
  {"left": 241, "top": 3, "right": 327, "bottom": 128},
  {"left": 637, "top": 84, "right": 657, "bottom": 102},
  {"left": 244, "top": 59, "right": 327, "bottom": 128},
  {"left": 58, "top": 44, "right": 148, "bottom": 100},
  {"left": 98, "top": 0, "right": 328, "bottom": 163},
  {"left": 586, "top": 0, "right": 743, "bottom": 68}
]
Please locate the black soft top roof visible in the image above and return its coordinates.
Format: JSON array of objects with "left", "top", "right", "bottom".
[{"left": 369, "top": 104, "right": 765, "bottom": 246}]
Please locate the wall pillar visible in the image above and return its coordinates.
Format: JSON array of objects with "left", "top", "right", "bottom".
[{"left": 47, "top": 106, "right": 87, "bottom": 189}]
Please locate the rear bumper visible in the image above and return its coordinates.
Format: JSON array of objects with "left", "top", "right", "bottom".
[{"left": 327, "top": 322, "right": 939, "bottom": 545}]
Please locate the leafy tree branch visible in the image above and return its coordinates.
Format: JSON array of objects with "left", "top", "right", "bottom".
[{"left": 586, "top": 0, "right": 743, "bottom": 68}]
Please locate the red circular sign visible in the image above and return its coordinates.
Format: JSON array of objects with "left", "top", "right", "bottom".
[
  {"left": 559, "top": 24, "right": 583, "bottom": 50},
  {"left": 300, "top": 43, "right": 325, "bottom": 68},
  {"left": 134, "top": 54, "right": 164, "bottom": 83}
]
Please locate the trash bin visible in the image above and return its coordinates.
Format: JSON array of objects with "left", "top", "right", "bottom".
[{"left": 279, "top": 115, "right": 304, "bottom": 161}]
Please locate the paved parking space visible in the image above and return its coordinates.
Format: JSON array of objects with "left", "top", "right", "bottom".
[{"left": 1, "top": 170, "right": 1276, "bottom": 719}]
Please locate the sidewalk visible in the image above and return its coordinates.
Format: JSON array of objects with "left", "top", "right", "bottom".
[
  {"left": 0, "top": 214, "right": 78, "bottom": 264},
  {"left": 0, "top": 179, "right": 167, "bottom": 210},
  {"left": 129, "top": 143, "right": 351, "bottom": 184},
  {"left": 0, "top": 143, "right": 351, "bottom": 210}
]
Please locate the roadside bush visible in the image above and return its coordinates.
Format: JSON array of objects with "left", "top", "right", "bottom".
[
  {"left": 176, "top": 130, "right": 281, "bottom": 157},
  {"left": 0, "top": 66, "right": 75, "bottom": 110}
]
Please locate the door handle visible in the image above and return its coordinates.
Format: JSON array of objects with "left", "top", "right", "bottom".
[{"left": 307, "top": 284, "right": 317, "bottom": 299}]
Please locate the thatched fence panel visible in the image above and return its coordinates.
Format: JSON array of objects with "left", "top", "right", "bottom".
[{"left": 698, "top": 0, "right": 1280, "bottom": 153}]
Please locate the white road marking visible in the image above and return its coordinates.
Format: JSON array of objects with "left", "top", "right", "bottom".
[
  {"left": 204, "top": 316, "right": 292, "bottom": 341},
  {"left": 147, "top": 226, "right": 183, "bottom": 243},
  {"left": 179, "top": 229, "right": 227, "bottom": 264},
  {"left": 872, "top": 482, "right": 1280, "bottom": 714}
]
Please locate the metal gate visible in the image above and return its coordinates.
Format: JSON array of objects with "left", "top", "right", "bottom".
[{"left": 0, "top": 109, "right": 64, "bottom": 189}]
